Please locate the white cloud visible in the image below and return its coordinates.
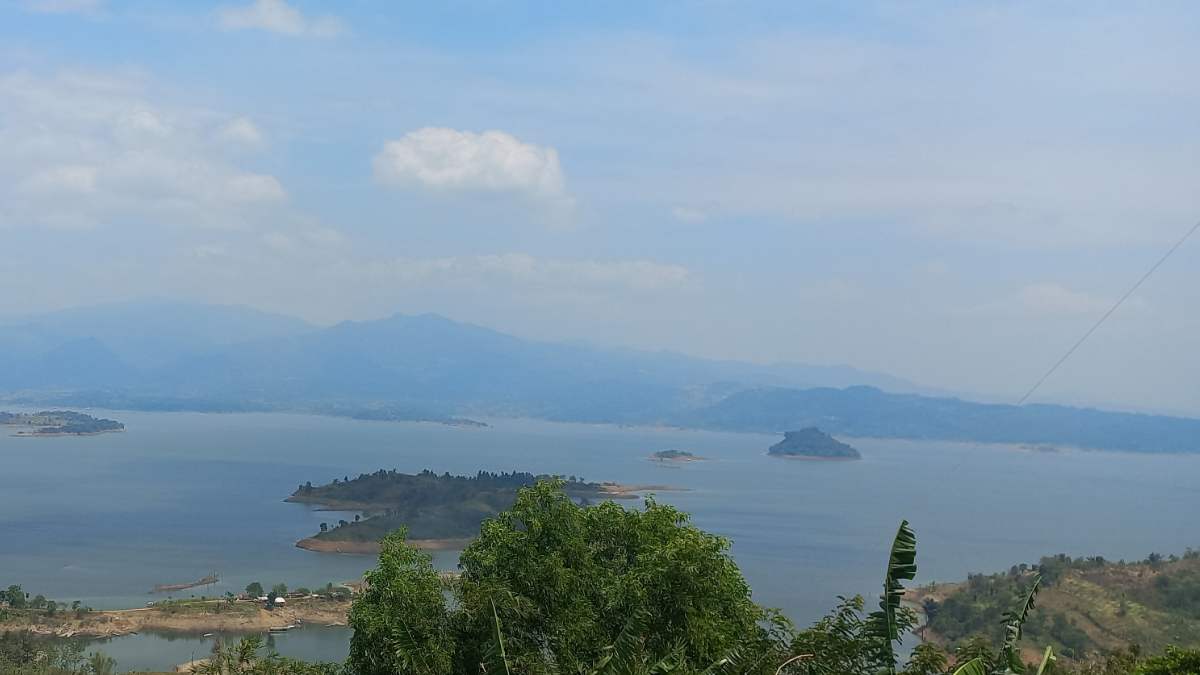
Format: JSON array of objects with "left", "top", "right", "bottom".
[
  {"left": 373, "top": 128, "right": 570, "bottom": 206},
  {"left": 0, "top": 70, "right": 289, "bottom": 229},
  {"left": 215, "top": 117, "right": 264, "bottom": 147},
  {"left": 226, "top": 174, "right": 286, "bottom": 202},
  {"left": 217, "top": 0, "right": 345, "bottom": 38},
  {"left": 19, "top": 165, "right": 98, "bottom": 195},
  {"left": 21, "top": 0, "right": 102, "bottom": 14}
]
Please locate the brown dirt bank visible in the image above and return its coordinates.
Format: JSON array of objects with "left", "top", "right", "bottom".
[
  {"left": 0, "top": 597, "right": 352, "bottom": 639},
  {"left": 296, "top": 537, "right": 473, "bottom": 554}
]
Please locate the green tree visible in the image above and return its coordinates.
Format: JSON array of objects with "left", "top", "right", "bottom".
[
  {"left": 272, "top": 583, "right": 288, "bottom": 597},
  {"left": 88, "top": 651, "right": 117, "bottom": 675},
  {"left": 1136, "top": 646, "right": 1200, "bottom": 675},
  {"left": 348, "top": 528, "right": 453, "bottom": 675},
  {"left": 955, "top": 636, "right": 996, "bottom": 672},
  {"left": 4, "top": 585, "right": 25, "bottom": 609},
  {"left": 903, "top": 643, "right": 949, "bottom": 675},
  {"left": 348, "top": 480, "right": 785, "bottom": 675},
  {"left": 246, "top": 582, "right": 264, "bottom": 598}
]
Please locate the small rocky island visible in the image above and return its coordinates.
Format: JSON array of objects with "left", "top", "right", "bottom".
[
  {"left": 1, "top": 410, "right": 124, "bottom": 436},
  {"left": 768, "top": 428, "right": 860, "bottom": 460},
  {"left": 649, "top": 449, "right": 704, "bottom": 462}
]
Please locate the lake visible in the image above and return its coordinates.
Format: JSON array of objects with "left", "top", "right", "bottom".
[{"left": 3, "top": 410, "right": 1199, "bottom": 671}]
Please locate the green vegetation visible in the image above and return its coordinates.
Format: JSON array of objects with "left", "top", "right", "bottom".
[
  {"left": 0, "top": 410, "right": 123, "bottom": 435},
  {"left": 289, "top": 470, "right": 619, "bottom": 543},
  {"left": 0, "top": 632, "right": 115, "bottom": 675},
  {"left": 347, "top": 480, "right": 786, "bottom": 675},
  {"left": 192, "top": 635, "right": 342, "bottom": 675},
  {"left": 339, "top": 480, "right": 1199, "bottom": 675},
  {"left": 920, "top": 550, "right": 1200, "bottom": 658},
  {"left": 1, "top": 585, "right": 92, "bottom": 623},
  {"left": 767, "top": 428, "right": 862, "bottom": 459},
  {"left": 650, "top": 449, "right": 701, "bottom": 461}
]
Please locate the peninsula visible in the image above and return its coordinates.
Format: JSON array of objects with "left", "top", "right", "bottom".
[
  {"left": 767, "top": 427, "right": 861, "bottom": 459},
  {"left": 288, "top": 470, "right": 663, "bottom": 553},
  {"left": 1, "top": 410, "right": 124, "bottom": 436}
]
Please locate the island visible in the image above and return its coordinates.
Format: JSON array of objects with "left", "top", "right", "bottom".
[
  {"left": 649, "top": 449, "right": 704, "bottom": 462},
  {"left": 767, "top": 427, "right": 861, "bottom": 460},
  {"left": 287, "top": 469, "right": 667, "bottom": 554},
  {"left": 0, "top": 410, "right": 124, "bottom": 436}
]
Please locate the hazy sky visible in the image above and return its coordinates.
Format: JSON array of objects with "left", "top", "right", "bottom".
[{"left": 2, "top": 1, "right": 1198, "bottom": 414}]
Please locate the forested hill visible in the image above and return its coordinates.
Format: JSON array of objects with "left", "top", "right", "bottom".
[
  {"left": 685, "top": 386, "right": 1200, "bottom": 454},
  {"left": 286, "top": 470, "right": 618, "bottom": 544},
  {"left": 916, "top": 550, "right": 1200, "bottom": 658}
]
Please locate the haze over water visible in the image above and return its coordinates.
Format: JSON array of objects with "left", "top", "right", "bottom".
[{"left": 4, "top": 410, "right": 1199, "bottom": 667}]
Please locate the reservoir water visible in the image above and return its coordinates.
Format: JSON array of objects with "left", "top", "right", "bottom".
[{"left": 3, "top": 410, "right": 1199, "bottom": 670}]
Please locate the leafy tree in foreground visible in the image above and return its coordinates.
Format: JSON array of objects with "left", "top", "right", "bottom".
[{"left": 349, "top": 479, "right": 787, "bottom": 675}]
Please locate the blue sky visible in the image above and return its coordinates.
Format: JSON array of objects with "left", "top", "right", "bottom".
[{"left": 2, "top": 0, "right": 1199, "bottom": 413}]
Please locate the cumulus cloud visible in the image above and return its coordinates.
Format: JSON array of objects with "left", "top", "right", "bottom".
[
  {"left": 215, "top": 117, "right": 264, "bottom": 147},
  {"left": 373, "top": 128, "right": 570, "bottom": 206},
  {"left": 0, "top": 70, "right": 289, "bottom": 229},
  {"left": 217, "top": 0, "right": 345, "bottom": 38}
]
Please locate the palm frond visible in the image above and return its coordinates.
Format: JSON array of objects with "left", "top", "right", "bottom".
[
  {"left": 485, "top": 599, "right": 513, "bottom": 675},
  {"left": 1034, "top": 646, "right": 1056, "bottom": 675},
  {"left": 865, "top": 520, "right": 917, "bottom": 674},
  {"left": 999, "top": 576, "right": 1042, "bottom": 674},
  {"left": 951, "top": 657, "right": 989, "bottom": 675}
]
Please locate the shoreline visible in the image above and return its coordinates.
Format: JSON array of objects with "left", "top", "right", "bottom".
[
  {"left": 9, "top": 428, "right": 125, "bottom": 437},
  {"left": 0, "top": 597, "right": 352, "bottom": 639},
  {"left": 766, "top": 452, "right": 860, "bottom": 461},
  {"left": 296, "top": 536, "right": 473, "bottom": 554}
]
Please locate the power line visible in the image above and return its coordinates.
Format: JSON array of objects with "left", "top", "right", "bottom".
[{"left": 1017, "top": 218, "right": 1200, "bottom": 406}]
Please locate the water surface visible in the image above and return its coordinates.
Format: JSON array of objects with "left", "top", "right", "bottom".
[{"left": 4, "top": 411, "right": 1199, "bottom": 670}]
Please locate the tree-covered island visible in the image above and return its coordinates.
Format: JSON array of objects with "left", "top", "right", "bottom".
[
  {"left": 649, "top": 449, "right": 704, "bottom": 462},
  {"left": 0, "top": 410, "right": 124, "bottom": 436},
  {"left": 767, "top": 427, "right": 861, "bottom": 459},
  {"left": 287, "top": 469, "right": 656, "bottom": 553}
]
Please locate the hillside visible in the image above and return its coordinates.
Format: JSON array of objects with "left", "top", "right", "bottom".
[
  {"left": 689, "top": 386, "right": 1200, "bottom": 454},
  {"left": 913, "top": 551, "right": 1200, "bottom": 658},
  {"left": 3, "top": 303, "right": 1200, "bottom": 454},
  {"left": 767, "top": 428, "right": 861, "bottom": 459}
]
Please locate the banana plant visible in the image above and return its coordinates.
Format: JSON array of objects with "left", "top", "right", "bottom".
[
  {"left": 997, "top": 576, "right": 1042, "bottom": 674},
  {"left": 865, "top": 520, "right": 917, "bottom": 675}
]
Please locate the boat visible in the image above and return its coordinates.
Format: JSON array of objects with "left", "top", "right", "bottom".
[{"left": 268, "top": 624, "right": 296, "bottom": 633}]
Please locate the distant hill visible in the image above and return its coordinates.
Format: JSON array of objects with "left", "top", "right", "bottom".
[
  {"left": 0, "top": 304, "right": 922, "bottom": 422},
  {"left": 0, "top": 301, "right": 313, "bottom": 376},
  {"left": 767, "top": 428, "right": 861, "bottom": 459},
  {"left": 914, "top": 551, "right": 1200, "bottom": 658},
  {"left": 3, "top": 303, "right": 1200, "bottom": 454},
  {"left": 685, "top": 386, "right": 1200, "bottom": 453}
]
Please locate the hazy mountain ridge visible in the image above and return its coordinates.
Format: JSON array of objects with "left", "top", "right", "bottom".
[
  {"left": 2, "top": 303, "right": 1199, "bottom": 453},
  {"left": 688, "top": 386, "right": 1200, "bottom": 453}
]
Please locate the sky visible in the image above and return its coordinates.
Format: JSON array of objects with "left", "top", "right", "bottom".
[{"left": 1, "top": 0, "right": 1199, "bottom": 414}]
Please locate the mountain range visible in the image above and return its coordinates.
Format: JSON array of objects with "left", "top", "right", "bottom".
[{"left": 2, "top": 301, "right": 1198, "bottom": 453}]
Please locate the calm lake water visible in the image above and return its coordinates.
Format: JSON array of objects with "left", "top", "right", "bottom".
[{"left": 3, "top": 410, "right": 1199, "bottom": 671}]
